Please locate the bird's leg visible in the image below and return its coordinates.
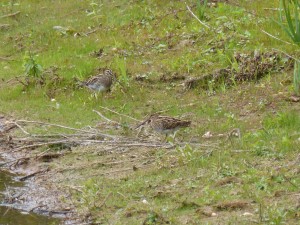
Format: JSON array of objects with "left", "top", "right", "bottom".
[
  {"left": 162, "top": 133, "right": 168, "bottom": 143},
  {"left": 168, "top": 131, "right": 178, "bottom": 145}
]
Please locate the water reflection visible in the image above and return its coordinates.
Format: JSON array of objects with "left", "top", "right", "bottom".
[{"left": 0, "top": 166, "right": 60, "bottom": 225}]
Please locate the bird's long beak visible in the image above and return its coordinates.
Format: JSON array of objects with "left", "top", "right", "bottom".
[{"left": 135, "top": 119, "right": 148, "bottom": 129}]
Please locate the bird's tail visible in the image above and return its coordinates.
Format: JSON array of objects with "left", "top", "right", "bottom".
[{"left": 180, "top": 120, "right": 191, "bottom": 127}]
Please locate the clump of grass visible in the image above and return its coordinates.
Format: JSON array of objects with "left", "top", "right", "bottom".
[
  {"left": 278, "top": 0, "right": 300, "bottom": 45},
  {"left": 196, "top": 0, "right": 208, "bottom": 21},
  {"left": 278, "top": 0, "right": 300, "bottom": 95},
  {"left": 293, "top": 60, "right": 300, "bottom": 95},
  {"left": 115, "top": 57, "right": 130, "bottom": 87}
]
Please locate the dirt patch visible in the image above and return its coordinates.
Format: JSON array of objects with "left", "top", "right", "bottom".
[
  {"left": 0, "top": 114, "right": 217, "bottom": 224},
  {"left": 214, "top": 176, "right": 243, "bottom": 187},
  {"left": 184, "top": 50, "right": 292, "bottom": 90},
  {"left": 214, "top": 200, "right": 250, "bottom": 211}
]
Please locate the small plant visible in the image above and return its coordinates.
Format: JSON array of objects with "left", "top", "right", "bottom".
[
  {"left": 278, "top": 0, "right": 300, "bottom": 45},
  {"left": 278, "top": 0, "right": 300, "bottom": 95},
  {"left": 196, "top": 0, "right": 208, "bottom": 21},
  {"left": 256, "top": 177, "right": 268, "bottom": 191},
  {"left": 293, "top": 61, "right": 300, "bottom": 95},
  {"left": 207, "top": 79, "right": 215, "bottom": 95},
  {"left": 176, "top": 144, "right": 195, "bottom": 164},
  {"left": 144, "top": 212, "right": 159, "bottom": 225},
  {"left": 23, "top": 51, "right": 43, "bottom": 78}
]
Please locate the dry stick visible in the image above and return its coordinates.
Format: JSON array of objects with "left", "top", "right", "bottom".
[
  {"left": 85, "top": 27, "right": 101, "bottom": 35},
  {"left": 261, "top": 30, "right": 293, "bottom": 45},
  {"left": 263, "top": 8, "right": 282, "bottom": 11},
  {"left": 98, "top": 106, "right": 142, "bottom": 122},
  {"left": 93, "top": 109, "right": 122, "bottom": 125},
  {"left": 19, "top": 168, "right": 49, "bottom": 181},
  {"left": 272, "top": 48, "right": 300, "bottom": 63},
  {"left": 16, "top": 119, "right": 116, "bottom": 139},
  {"left": 80, "top": 140, "right": 174, "bottom": 148},
  {"left": 282, "top": 175, "right": 298, "bottom": 188},
  {"left": 0, "top": 56, "right": 13, "bottom": 61},
  {"left": 0, "top": 11, "right": 21, "bottom": 19},
  {"left": 0, "top": 157, "right": 30, "bottom": 167},
  {"left": 13, "top": 122, "right": 30, "bottom": 135},
  {"left": 11, "top": 140, "right": 70, "bottom": 152},
  {"left": 99, "top": 192, "right": 112, "bottom": 209},
  {"left": 5, "top": 76, "right": 25, "bottom": 84},
  {"left": 36, "top": 148, "right": 60, "bottom": 158},
  {"left": 185, "top": 3, "right": 210, "bottom": 29},
  {"left": 64, "top": 184, "right": 83, "bottom": 193},
  {"left": 29, "top": 204, "right": 47, "bottom": 212},
  {"left": 95, "top": 168, "right": 133, "bottom": 176}
]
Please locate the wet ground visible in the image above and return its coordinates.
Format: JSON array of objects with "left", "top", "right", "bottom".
[{"left": 0, "top": 162, "right": 60, "bottom": 225}]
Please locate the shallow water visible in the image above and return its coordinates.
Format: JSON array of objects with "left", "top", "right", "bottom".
[{"left": 0, "top": 168, "right": 60, "bottom": 225}]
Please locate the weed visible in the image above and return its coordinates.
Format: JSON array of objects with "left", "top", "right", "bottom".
[
  {"left": 144, "top": 212, "right": 159, "bottom": 225},
  {"left": 293, "top": 61, "right": 300, "bottom": 95},
  {"left": 266, "top": 206, "right": 288, "bottom": 225},
  {"left": 176, "top": 144, "right": 195, "bottom": 164},
  {"left": 278, "top": 0, "right": 300, "bottom": 95},
  {"left": 23, "top": 51, "right": 43, "bottom": 79},
  {"left": 278, "top": 0, "right": 300, "bottom": 45},
  {"left": 256, "top": 177, "right": 268, "bottom": 191}
]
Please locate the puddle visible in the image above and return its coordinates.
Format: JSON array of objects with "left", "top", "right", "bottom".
[{"left": 0, "top": 163, "right": 61, "bottom": 225}]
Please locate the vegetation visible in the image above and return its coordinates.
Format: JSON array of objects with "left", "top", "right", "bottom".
[
  {"left": 0, "top": 0, "right": 299, "bottom": 224},
  {"left": 278, "top": 0, "right": 300, "bottom": 95}
]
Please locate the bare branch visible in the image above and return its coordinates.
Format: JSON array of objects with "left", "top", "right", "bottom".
[
  {"left": 93, "top": 109, "right": 122, "bottom": 126},
  {"left": 98, "top": 106, "right": 142, "bottom": 122},
  {"left": 16, "top": 119, "right": 116, "bottom": 139},
  {"left": 0, "top": 11, "right": 21, "bottom": 19},
  {"left": 261, "top": 30, "right": 293, "bottom": 45},
  {"left": 185, "top": 3, "right": 210, "bottom": 29}
]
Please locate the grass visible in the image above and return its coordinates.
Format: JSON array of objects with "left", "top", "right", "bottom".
[{"left": 1, "top": 0, "right": 300, "bottom": 224}]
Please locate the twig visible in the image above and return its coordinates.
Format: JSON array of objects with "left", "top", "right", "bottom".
[
  {"left": 4, "top": 76, "right": 25, "bottom": 84},
  {"left": 19, "top": 168, "right": 49, "bottom": 181},
  {"left": 98, "top": 106, "right": 142, "bottom": 122},
  {"left": 64, "top": 185, "right": 83, "bottom": 193},
  {"left": 282, "top": 175, "right": 298, "bottom": 188},
  {"left": 99, "top": 192, "right": 112, "bottom": 209},
  {"left": 85, "top": 27, "right": 101, "bottom": 35},
  {"left": 259, "top": 203, "right": 263, "bottom": 223},
  {"left": 29, "top": 204, "right": 47, "bottom": 212},
  {"left": 0, "top": 11, "right": 21, "bottom": 19},
  {"left": 0, "top": 56, "right": 14, "bottom": 61},
  {"left": 16, "top": 119, "right": 116, "bottom": 139},
  {"left": 272, "top": 48, "right": 300, "bottom": 63},
  {"left": 93, "top": 109, "right": 122, "bottom": 126},
  {"left": 263, "top": 8, "right": 282, "bottom": 11},
  {"left": 13, "top": 122, "right": 30, "bottom": 135},
  {"left": 12, "top": 140, "right": 71, "bottom": 152},
  {"left": 96, "top": 168, "right": 133, "bottom": 176},
  {"left": 185, "top": 2, "right": 210, "bottom": 29},
  {"left": 0, "top": 157, "right": 30, "bottom": 167},
  {"left": 261, "top": 30, "right": 293, "bottom": 45}
]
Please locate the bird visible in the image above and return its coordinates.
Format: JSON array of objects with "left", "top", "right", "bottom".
[
  {"left": 78, "top": 69, "right": 117, "bottom": 93},
  {"left": 136, "top": 114, "right": 191, "bottom": 141}
]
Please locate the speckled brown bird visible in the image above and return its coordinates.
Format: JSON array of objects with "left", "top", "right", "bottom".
[
  {"left": 81, "top": 69, "right": 116, "bottom": 92},
  {"left": 136, "top": 114, "right": 191, "bottom": 140}
]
